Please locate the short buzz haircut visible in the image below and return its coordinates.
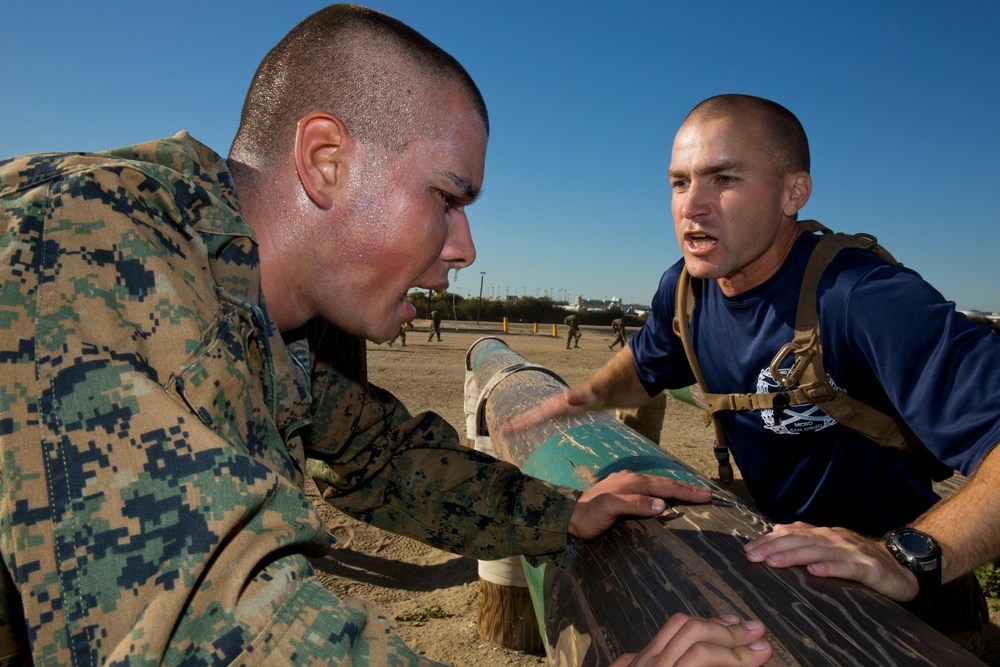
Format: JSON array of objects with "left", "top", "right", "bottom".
[
  {"left": 230, "top": 4, "right": 488, "bottom": 165},
  {"left": 684, "top": 94, "right": 810, "bottom": 178}
]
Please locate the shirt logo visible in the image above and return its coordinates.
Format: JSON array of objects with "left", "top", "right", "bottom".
[{"left": 756, "top": 366, "right": 839, "bottom": 435}]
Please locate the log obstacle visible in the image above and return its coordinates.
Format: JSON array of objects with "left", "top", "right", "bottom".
[{"left": 465, "top": 337, "right": 983, "bottom": 667}]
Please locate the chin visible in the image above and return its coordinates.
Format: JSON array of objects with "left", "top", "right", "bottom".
[{"left": 683, "top": 259, "right": 723, "bottom": 281}]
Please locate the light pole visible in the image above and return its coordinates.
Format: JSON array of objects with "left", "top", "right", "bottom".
[{"left": 477, "top": 271, "right": 485, "bottom": 324}]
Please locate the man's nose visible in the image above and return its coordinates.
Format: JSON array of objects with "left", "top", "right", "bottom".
[
  {"left": 444, "top": 213, "right": 476, "bottom": 268},
  {"left": 679, "top": 180, "right": 709, "bottom": 220}
]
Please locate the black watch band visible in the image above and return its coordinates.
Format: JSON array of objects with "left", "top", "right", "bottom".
[{"left": 884, "top": 528, "right": 942, "bottom": 596}]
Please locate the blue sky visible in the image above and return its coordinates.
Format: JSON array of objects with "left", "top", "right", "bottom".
[{"left": 4, "top": 1, "right": 999, "bottom": 311}]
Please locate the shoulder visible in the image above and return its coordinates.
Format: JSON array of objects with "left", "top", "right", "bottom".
[
  {"left": 817, "top": 246, "right": 925, "bottom": 315},
  {"left": 2, "top": 133, "right": 243, "bottom": 239}
]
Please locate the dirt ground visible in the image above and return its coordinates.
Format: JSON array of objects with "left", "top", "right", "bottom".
[{"left": 304, "top": 321, "right": 999, "bottom": 666}]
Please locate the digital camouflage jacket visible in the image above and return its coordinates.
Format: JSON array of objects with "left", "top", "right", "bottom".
[{"left": 0, "top": 133, "right": 578, "bottom": 665}]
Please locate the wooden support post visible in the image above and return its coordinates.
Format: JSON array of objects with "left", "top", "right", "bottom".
[
  {"left": 465, "top": 342, "right": 543, "bottom": 653},
  {"left": 466, "top": 337, "right": 983, "bottom": 667},
  {"left": 476, "top": 569, "right": 543, "bottom": 652}
]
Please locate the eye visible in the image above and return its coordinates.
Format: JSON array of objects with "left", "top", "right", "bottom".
[
  {"left": 715, "top": 174, "right": 738, "bottom": 186},
  {"left": 438, "top": 190, "right": 462, "bottom": 213},
  {"left": 670, "top": 179, "right": 689, "bottom": 192}
]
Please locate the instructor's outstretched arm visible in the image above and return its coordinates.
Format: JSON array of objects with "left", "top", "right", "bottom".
[{"left": 501, "top": 346, "right": 653, "bottom": 433}]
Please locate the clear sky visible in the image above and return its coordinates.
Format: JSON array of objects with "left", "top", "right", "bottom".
[{"left": 4, "top": 1, "right": 999, "bottom": 311}]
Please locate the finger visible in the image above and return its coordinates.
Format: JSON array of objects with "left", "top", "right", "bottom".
[
  {"left": 635, "top": 612, "right": 701, "bottom": 656},
  {"left": 608, "top": 654, "right": 637, "bottom": 667},
  {"left": 614, "top": 615, "right": 771, "bottom": 667},
  {"left": 570, "top": 490, "right": 702, "bottom": 540},
  {"left": 640, "top": 477, "right": 713, "bottom": 505},
  {"left": 744, "top": 533, "right": 818, "bottom": 563},
  {"left": 659, "top": 617, "right": 770, "bottom": 666},
  {"left": 743, "top": 522, "right": 816, "bottom": 554},
  {"left": 499, "top": 389, "right": 592, "bottom": 433},
  {"left": 594, "top": 470, "right": 712, "bottom": 501},
  {"left": 568, "top": 472, "right": 712, "bottom": 540},
  {"left": 674, "top": 640, "right": 774, "bottom": 667},
  {"left": 745, "top": 537, "right": 883, "bottom": 589}
]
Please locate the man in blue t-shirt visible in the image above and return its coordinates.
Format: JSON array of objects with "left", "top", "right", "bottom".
[{"left": 507, "top": 94, "right": 1000, "bottom": 654}]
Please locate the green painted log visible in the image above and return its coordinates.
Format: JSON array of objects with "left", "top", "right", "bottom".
[{"left": 466, "top": 336, "right": 983, "bottom": 667}]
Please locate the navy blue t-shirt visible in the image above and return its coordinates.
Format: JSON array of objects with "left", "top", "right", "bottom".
[{"left": 631, "top": 231, "right": 1000, "bottom": 536}]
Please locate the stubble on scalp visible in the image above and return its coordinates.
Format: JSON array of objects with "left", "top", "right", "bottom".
[
  {"left": 229, "top": 4, "right": 489, "bottom": 173},
  {"left": 682, "top": 94, "right": 809, "bottom": 181}
]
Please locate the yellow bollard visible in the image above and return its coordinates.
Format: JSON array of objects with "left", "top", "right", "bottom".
[
  {"left": 551, "top": 324, "right": 558, "bottom": 338},
  {"left": 533, "top": 323, "right": 538, "bottom": 334},
  {"left": 503, "top": 317, "right": 508, "bottom": 333}
]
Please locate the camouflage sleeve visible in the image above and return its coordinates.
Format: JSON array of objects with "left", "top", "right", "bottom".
[
  {"left": 302, "top": 322, "right": 580, "bottom": 560},
  {"left": 0, "top": 152, "right": 445, "bottom": 665}
]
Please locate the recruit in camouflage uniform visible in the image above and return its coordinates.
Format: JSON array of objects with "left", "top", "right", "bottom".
[
  {"left": 564, "top": 314, "right": 581, "bottom": 349},
  {"left": 0, "top": 134, "right": 580, "bottom": 665},
  {"left": 388, "top": 322, "right": 407, "bottom": 346},
  {"left": 427, "top": 309, "right": 443, "bottom": 341},
  {"left": 610, "top": 318, "right": 627, "bottom": 350}
]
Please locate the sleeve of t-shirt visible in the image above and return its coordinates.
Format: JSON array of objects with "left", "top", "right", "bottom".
[
  {"left": 836, "top": 262, "right": 1000, "bottom": 475},
  {"left": 629, "top": 259, "right": 698, "bottom": 395}
]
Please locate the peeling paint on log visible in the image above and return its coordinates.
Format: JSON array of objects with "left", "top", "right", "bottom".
[{"left": 466, "top": 337, "right": 983, "bottom": 667}]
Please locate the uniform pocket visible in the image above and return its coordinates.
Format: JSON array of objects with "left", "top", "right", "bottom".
[{"left": 172, "top": 303, "right": 296, "bottom": 479}]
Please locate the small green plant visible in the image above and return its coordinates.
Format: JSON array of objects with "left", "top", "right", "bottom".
[
  {"left": 395, "top": 605, "right": 453, "bottom": 626},
  {"left": 975, "top": 561, "right": 1000, "bottom": 610}
]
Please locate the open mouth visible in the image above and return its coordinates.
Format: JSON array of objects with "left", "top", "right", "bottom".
[
  {"left": 686, "top": 232, "right": 718, "bottom": 253},
  {"left": 400, "top": 293, "right": 417, "bottom": 321}
]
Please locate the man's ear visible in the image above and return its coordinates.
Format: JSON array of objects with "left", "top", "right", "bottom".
[
  {"left": 294, "top": 112, "right": 352, "bottom": 209},
  {"left": 782, "top": 172, "right": 813, "bottom": 218}
]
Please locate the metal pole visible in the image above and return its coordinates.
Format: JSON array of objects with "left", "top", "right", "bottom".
[{"left": 477, "top": 272, "right": 485, "bottom": 324}]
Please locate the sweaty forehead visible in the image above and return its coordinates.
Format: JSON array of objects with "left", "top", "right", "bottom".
[{"left": 671, "top": 115, "right": 765, "bottom": 169}]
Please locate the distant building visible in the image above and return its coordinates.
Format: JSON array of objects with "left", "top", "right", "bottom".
[{"left": 960, "top": 309, "right": 1000, "bottom": 322}]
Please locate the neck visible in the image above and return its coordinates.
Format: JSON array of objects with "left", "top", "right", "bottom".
[
  {"left": 228, "top": 158, "right": 310, "bottom": 332},
  {"left": 717, "top": 220, "right": 801, "bottom": 296}
]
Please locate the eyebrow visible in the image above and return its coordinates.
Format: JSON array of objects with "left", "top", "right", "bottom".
[
  {"left": 668, "top": 160, "right": 749, "bottom": 180},
  {"left": 443, "top": 170, "right": 482, "bottom": 205}
]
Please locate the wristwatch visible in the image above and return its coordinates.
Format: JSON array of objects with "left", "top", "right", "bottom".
[{"left": 884, "top": 527, "right": 942, "bottom": 596}]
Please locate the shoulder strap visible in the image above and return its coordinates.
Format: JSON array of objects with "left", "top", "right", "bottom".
[{"left": 673, "top": 267, "right": 736, "bottom": 483}]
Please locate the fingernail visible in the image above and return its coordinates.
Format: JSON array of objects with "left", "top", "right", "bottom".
[
  {"left": 651, "top": 499, "right": 665, "bottom": 512},
  {"left": 719, "top": 615, "right": 739, "bottom": 623},
  {"left": 749, "top": 640, "right": 769, "bottom": 651},
  {"left": 742, "top": 620, "right": 762, "bottom": 630}
]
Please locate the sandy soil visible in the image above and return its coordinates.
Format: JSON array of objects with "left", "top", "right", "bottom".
[{"left": 304, "top": 321, "right": 999, "bottom": 666}]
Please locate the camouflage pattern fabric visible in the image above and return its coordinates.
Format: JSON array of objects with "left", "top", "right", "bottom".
[{"left": 0, "top": 133, "right": 578, "bottom": 665}]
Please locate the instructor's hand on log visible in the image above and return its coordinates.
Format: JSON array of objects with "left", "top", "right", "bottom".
[
  {"left": 608, "top": 613, "right": 773, "bottom": 667},
  {"left": 743, "top": 521, "right": 919, "bottom": 601},
  {"left": 500, "top": 383, "right": 605, "bottom": 434},
  {"left": 568, "top": 470, "right": 711, "bottom": 540}
]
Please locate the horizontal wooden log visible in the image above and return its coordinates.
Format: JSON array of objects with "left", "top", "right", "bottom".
[{"left": 466, "top": 337, "right": 983, "bottom": 667}]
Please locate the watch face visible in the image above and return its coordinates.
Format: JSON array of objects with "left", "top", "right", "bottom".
[{"left": 895, "top": 530, "right": 935, "bottom": 557}]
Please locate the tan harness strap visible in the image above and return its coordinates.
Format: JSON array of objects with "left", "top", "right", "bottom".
[{"left": 673, "top": 267, "right": 734, "bottom": 482}]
